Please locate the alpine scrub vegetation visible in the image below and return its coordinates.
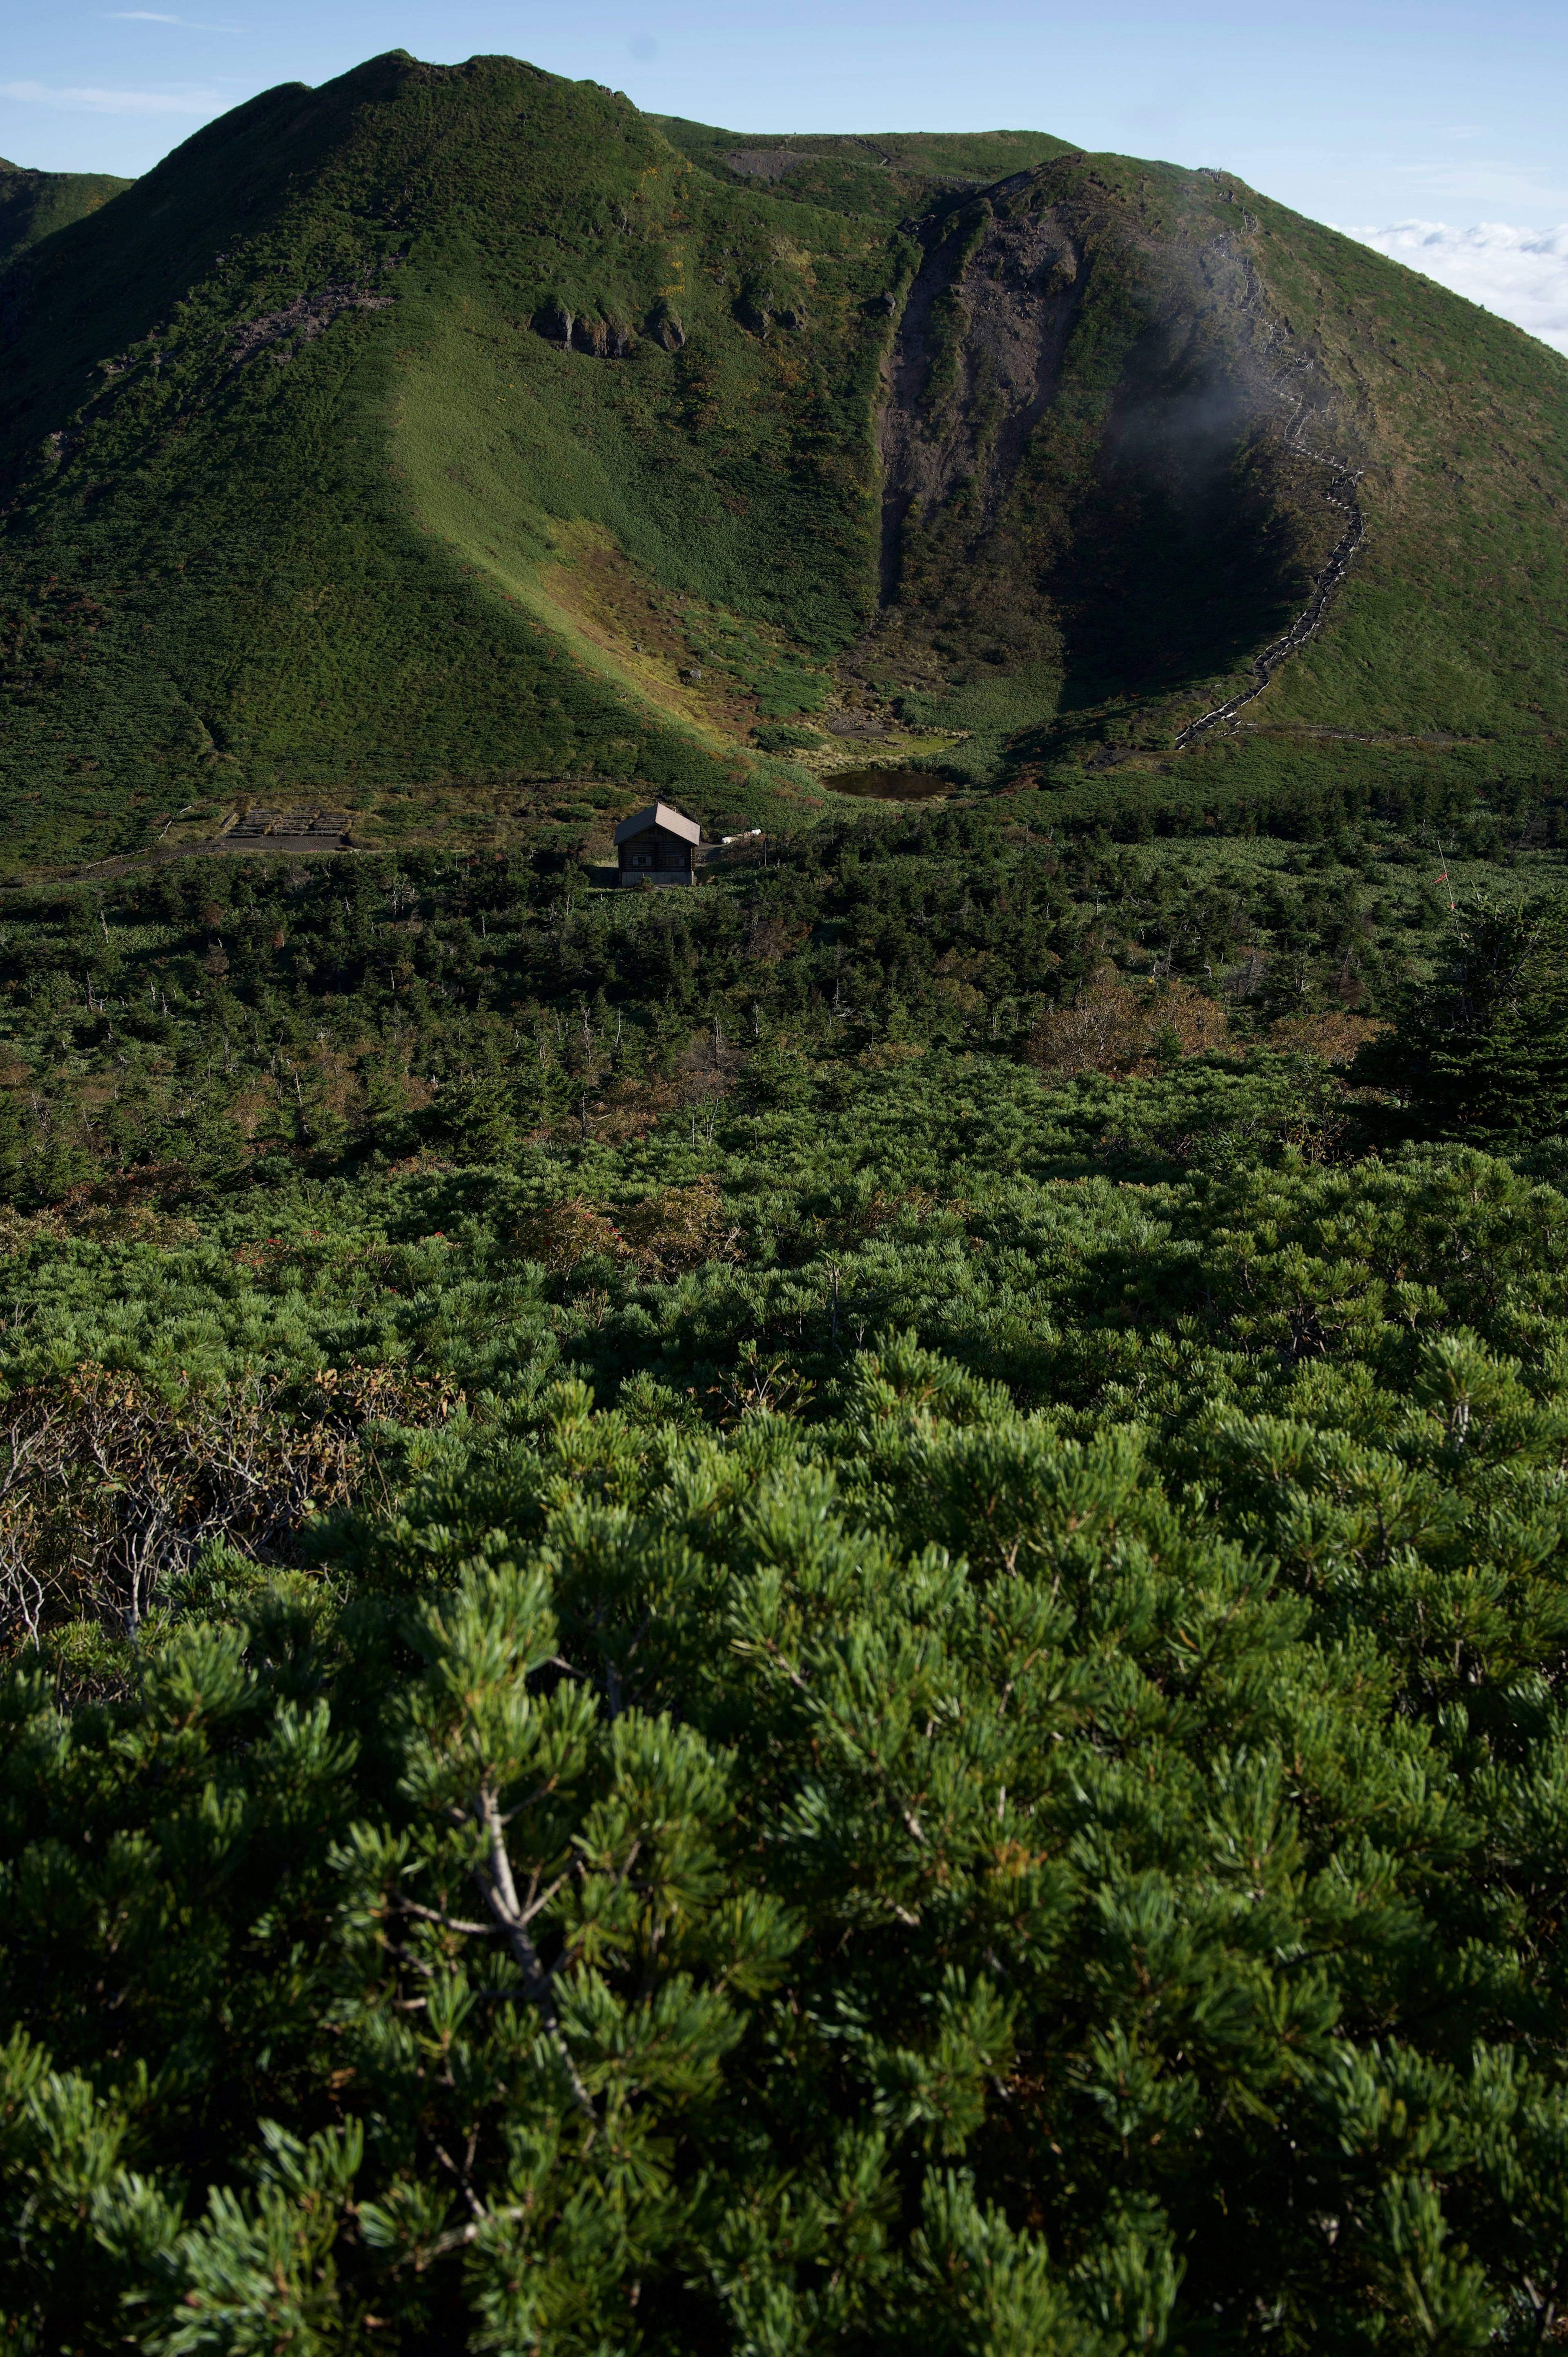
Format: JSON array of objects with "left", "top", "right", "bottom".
[
  {"left": 3, "top": 809, "right": 1568, "bottom": 2344},
  {"left": 11, "top": 1353, "right": 1568, "bottom": 2350},
  {"left": 4, "top": 52, "right": 1568, "bottom": 2346}
]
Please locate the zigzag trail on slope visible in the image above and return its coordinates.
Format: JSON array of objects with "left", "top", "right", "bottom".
[{"left": 1176, "top": 252, "right": 1368, "bottom": 750}]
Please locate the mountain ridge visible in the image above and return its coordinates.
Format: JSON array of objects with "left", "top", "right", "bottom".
[
  {"left": 0, "top": 50, "right": 1563, "bottom": 874},
  {"left": 0, "top": 155, "right": 132, "bottom": 279}
]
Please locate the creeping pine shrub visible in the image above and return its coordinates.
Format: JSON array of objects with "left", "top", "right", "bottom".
[
  {"left": 9, "top": 834, "right": 1568, "bottom": 2346},
  {"left": 752, "top": 722, "right": 823, "bottom": 751},
  {"left": 510, "top": 1193, "right": 632, "bottom": 1275},
  {"left": 1, "top": 1345, "right": 1565, "bottom": 2349}
]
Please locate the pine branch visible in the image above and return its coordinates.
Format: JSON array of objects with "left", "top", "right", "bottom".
[{"left": 468, "top": 1783, "right": 598, "bottom": 2125}]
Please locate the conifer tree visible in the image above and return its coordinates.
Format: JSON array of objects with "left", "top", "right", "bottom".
[{"left": 1357, "top": 890, "right": 1568, "bottom": 1138}]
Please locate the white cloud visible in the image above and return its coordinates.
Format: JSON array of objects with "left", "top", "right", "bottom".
[
  {"left": 1339, "top": 220, "right": 1568, "bottom": 358},
  {"left": 0, "top": 78, "right": 227, "bottom": 114}
]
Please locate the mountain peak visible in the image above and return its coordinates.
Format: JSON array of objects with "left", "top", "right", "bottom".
[{"left": 0, "top": 54, "right": 1562, "bottom": 871}]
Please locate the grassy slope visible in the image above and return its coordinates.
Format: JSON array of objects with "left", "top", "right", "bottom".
[
  {"left": 1089, "top": 192, "right": 1568, "bottom": 832},
  {"left": 0, "top": 54, "right": 900, "bottom": 867},
  {"left": 879, "top": 156, "right": 1568, "bottom": 790},
  {"left": 1248, "top": 191, "right": 1568, "bottom": 742},
  {"left": 0, "top": 160, "right": 132, "bottom": 274},
  {"left": 651, "top": 120, "right": 1078, "bottom": 222},
  {"left": 0, "top": 55, "right": 1564, "bottom": 875}
]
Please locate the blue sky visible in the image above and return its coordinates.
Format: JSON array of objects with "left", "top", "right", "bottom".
[{"left": 3, "top": 0, "right": 1566, "bottom": 343}]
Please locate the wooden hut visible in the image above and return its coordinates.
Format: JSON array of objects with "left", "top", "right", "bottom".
[{"left": 613, "top": 801, "right": 701, "bottom": 887}]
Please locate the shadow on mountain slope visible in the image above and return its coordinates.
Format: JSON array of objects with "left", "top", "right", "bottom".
[
  {"left": 0, "top": 55, "right": 1563, "bottom": 870},
  {"left": 864, "top": 159, "right": 1362, "bottom": 760}
]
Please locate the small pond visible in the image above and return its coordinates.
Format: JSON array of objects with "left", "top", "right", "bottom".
[{"left": 827, "top": 767, "right": 950, "bottom": 802}]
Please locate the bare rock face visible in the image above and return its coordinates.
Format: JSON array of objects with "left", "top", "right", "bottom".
[
  {"left": 870, "top": 161, "right": 1363, "bottom": 726},
  {"left": 534, "top": 308, "right": 640, "bottom": 356},
  {"left": 878, "top": 195, "right": 1085, "bottom": 600},
  {"left": 572, "top": 316, "right": 635, "bottom": 357},
  {"left": 724, "top": 149, "right": 802, "bottom": 183},
  {"left": 528, "top": 311, "right": 641, "bottom": 356},
  {"left": 228, "top": 265, "right": 399, "bottom": 370}
]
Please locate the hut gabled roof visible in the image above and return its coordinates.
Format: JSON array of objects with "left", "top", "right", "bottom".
[{"left": 613, "top": 801, "right": 701, "bottom": 847}]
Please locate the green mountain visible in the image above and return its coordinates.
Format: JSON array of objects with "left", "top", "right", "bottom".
[
  {"left": 0, "top": 156, "right": 131, "bottom": 275},
  {"left": 0, "top": 48, "right": 1564, "bottom": 872},
  {"left": 8, "top": 60, "right": 1568, "bottom": 2339},
  {"left": 649, "top": 116, "right": 1079, "bottom": 217}
]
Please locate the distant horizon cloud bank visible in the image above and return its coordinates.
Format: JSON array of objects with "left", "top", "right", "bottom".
[{"left": 1338, "top": 219, "right": 1568, "bottom": 357}]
